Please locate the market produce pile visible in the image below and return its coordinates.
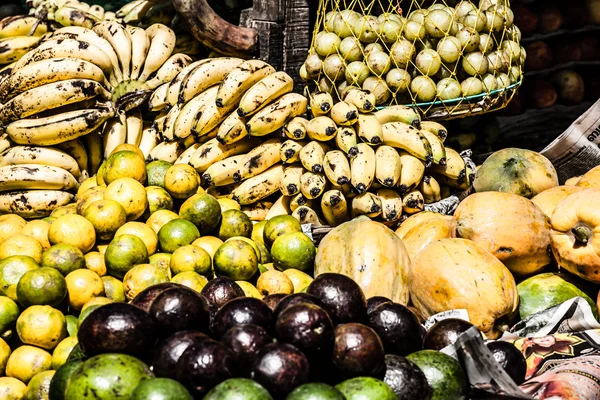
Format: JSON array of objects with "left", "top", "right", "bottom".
[
  {"left": 0, "top": 0, "right": 599, "bottom": 399},
  {"left": 302, "top": 0, "right": 524, "bottom": 106}
]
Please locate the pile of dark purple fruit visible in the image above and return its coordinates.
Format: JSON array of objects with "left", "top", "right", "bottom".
[{"left": 71, "top": 272, "right": 528, "bottom": 399}]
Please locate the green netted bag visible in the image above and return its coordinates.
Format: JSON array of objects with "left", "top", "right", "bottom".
[{"left": 301, "top": 0, "right": 523, "bottom": 119}]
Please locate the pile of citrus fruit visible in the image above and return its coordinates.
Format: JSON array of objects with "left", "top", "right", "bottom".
[{"left": 0, "top": 144, "right": 317, "bottom": 398}]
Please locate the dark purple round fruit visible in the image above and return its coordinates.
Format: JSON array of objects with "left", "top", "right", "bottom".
[
  {"left": 273, "top": 293, "right": 325, "bottom": 319},
  {"left": 221, "top": 324, "right": 273, "bottom": 373},
  {"left": 176, "top": 339, "right": 237, "bottom": 396},
  {"left": 152, "top": 330, "right": 210, "bottom": 379},
  {"left": 262, "top": 293, "right": 287, "bottom": 312},
  {"left": 275, "top": 303, "right": 334, "bottom": 359},
  {"left": 367, "top": 302, "right": 425, "bottom": 356},
  {"left": 331, "top": 323, "right": 385, "bottom": 380},
  {"left": 383, "top": 354, "right": 432, "bottom": 400},
  {"left": 250, "top": 342, "right": 310, "bottom": 398},
  {"left": 201, "top": 277, "right": 245, "bottom": 309},
  {"left": 423, "top": 319, "right": 474, "bottom": 351},
  {"left": 306, "top": 273, "right": 367, "bottom": 324},
  {"left": 486, "top": 341, "right": 527, "bottom": 385},
  {"left": 366, "top": 296, "right": 392, "bottom": 314},
  {"left": 211, "top": 297, "right": 273, "bottom": 338},
  {"left": 130, "top": 282, "right": 181, "bottom": 312},
  {"left": 78, "top": 303, "right": 157, "bottom": 357},
  {"left": 149, "top": 287, "right": 210, "bottom": 336}
]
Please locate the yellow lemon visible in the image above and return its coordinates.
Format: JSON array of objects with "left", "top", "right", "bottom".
[
  {"left": 115, "top": 222, "right": 159, "bottom": 255},
  {"left": 109, "top": 144, "right": 145, "bottom": 159},
  {"left": 6, "top": 345, "right": 52, "bottom": 383},
  {"left": 192, "top": 236, "right": 223, "bottom": 259},
  {"left": 85, "top": 251, "right": 107, "bottom": 276},
  {"left": 104, "top": 178, "right": 148, "bottom": 221},
  {"left": 236, "top": 281, "right": 262, "bottom": 299},
  {"left": 164, "top": 164, "right": 200, "bottom": 199},
  {"left": 76, "top": 176, "right": 98, "bottom": 199},
  {"left": 101, "top": 276, "right": 125, "bottom": 302},
  {"left": 0, "top": 234, "right": 43, "bottom": 263},
  {"left": 65, "top": 269, "right": 104, "bottom": 310},
  {"left": 21, "top": 220, "right": 51, "bottom": 250},
  {"left": 0, "top": 337, "right": 10, "bottom": 375},
  {"left": 123, "top": 263, "right": 171, "bottom": 301},
  {"left": 50, "top": 203, "right": 78, "bottom": 218},
  {"left": 81, "top": 297, "right": 112, "bottom": 311},
  {"left": 0, "top": 377, "right": 27, "bottom": 399},
  {"left": 104, "top": 150, "right": 147, "bottom": 184},
  {"left": 146, "top": 209, "right": 179, "bottom": 234},
  {"left": 0, "top": 214, "right": 26, "bottom": 245},
  {"left": 83, "top": 199, "right": 127, "bottom": 241},
  {"left": 171, "top": 271, "right": 209, "bottom": 293},
  {"left": 76, "top": 186, "right": 106, "bottom": 215},
  {"left": 48, "top": 215, "right": 96, "bottom": 254},
  {"left": 51, "top": 336, "right": 78, "bottom": 369},
  {"left": 170, "top": 245, "right": 212, "bottom": 276},
  {"left": 24, "top": 370, "right": 55, "bottom": 399},
  {"left": 0, "top": 256, "right": 39, "bottom": 301},
  {"left": 16, "top": 305, "right": 67, "bottom": 350}
]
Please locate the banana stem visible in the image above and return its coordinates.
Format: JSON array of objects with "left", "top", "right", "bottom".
[
  {"left": 572, "top": 225, "right": 591, "bottom": 245},
  {"left": 171, "top": 0, "right": 257, "bottom": 55}
]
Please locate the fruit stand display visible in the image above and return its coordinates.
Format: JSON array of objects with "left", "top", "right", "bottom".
[{"left": 0, "top": 1, "right": 600, "bottom": 399}]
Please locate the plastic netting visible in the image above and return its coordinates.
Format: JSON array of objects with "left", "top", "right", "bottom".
[{"left": 301, "top": 0, "right": 524, "bottom": 119}]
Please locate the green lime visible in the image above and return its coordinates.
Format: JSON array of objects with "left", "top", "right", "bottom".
[
  {"left": 66, "top": 343, "right": 87, "bottom": 362},
  {"left": 336, "top": 377, "right": 396, "bottom": 400},
  {"left": 49, "top": 360, "right": 84, "bottom": 400},
  {"left": 256, "top": 242, "right": 271, "bottom": 264},
  {"left": 406, "top": 350, "right": 468, "bottom": 400},
  {"left": 65, "top": 315, "right": 78, "bottom": 337},
  {"left": 0, "top": 296, "right": 19, "bottom": 338},
  {"left": 41, "top": 244, "right": 85, "bottom": 276},
  {"left": 213, "top": 239, "right": 258, "bottom": 281},
  {"left": 77, "top": 304, "right": 102, "bottom": 328},
  {"left": 171, "top": 272, "right": 209, "bottom": 293},
  {"left": 157, "top": 219, "right": 201, "bottom": 253},
  {"left": 288, "top": 383, "right": 345, "bottom": 400},
  {"left": 123, "top": 264, "right": 171, "bottom": 301},
  {"left": 263, "top": 215, "right": 302, "bottom": 248},
  {"left": 101, "top": 276, "right": 126, "bottom": 302},
  {"left": 130, "top": 377, "right": 192, "bottom": 400},
  {"left": 203, "top": 378, "right": 272, "bottom": 400},
  {"left": 270, "top": 232, "right": 316, "bottom": 272},
  {"left": 23, "top": 370, "right": 55, "bottom": 400},
  {"left": 179, "top": 193, "right": 222, "bottom": 234},
  {"left": 149, "top": 253, "right": 172, "bottom": 269},
  {"left": 0, "top": 256, "right": 39, "bottom": 301},
  {"left": 104, "top": 234, "right": 149, "bottom": 279},
  {"left": 16, "top": 267, "right": 67, "bottom": 307},
  {"left": 218, "top": 210, "right": 252, "bottom": 241},
  {"left": 225, "top": 237, "right": 260, "bottom": 261},
  {"left": 146, "top": 160, "right": 173, "bottom": 188},
  {"left": 170, "top": 245, "right": 212, "bottom": 276}
]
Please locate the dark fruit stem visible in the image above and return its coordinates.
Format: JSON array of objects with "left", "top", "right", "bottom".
[{"left": 572, "top": 225, "right": 591, "bottom": 244}]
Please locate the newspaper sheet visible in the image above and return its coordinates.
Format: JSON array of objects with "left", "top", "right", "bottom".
[{"left": 542, "top": 99, "right": 600, "bottom": 183}]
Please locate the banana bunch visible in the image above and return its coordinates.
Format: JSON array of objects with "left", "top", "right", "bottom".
[
  {"left": 116, "top": 0, "right": 175, "bottom": 27},
  {"left": 28, "top": 0, "right": 119, "bottom": 26},
  {"left": 0, "top": 15, "right": 50, "bottom": 67}
]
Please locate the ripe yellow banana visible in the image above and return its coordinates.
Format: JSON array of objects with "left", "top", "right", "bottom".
[
  {"left": 102, "top": 116, "right": 127, "bottom": 158},
  {"left": 217, "top": 112, "right": 248, "bottom": 145},
  {"left": 309, "top": 91, "right": 333, "bottom": 117},
  {"left": 0, "top": 134, "right": 12, "bottom": 154},
  {"left": 201, "top": 154, "right": 246, "bottom": 187},
  {"left": 139, "top": 23, "right": 177, "bottom": 82},
  {"left": 149, "top": 140, "right": 185, "bottom": 163},
  {"left": 307, "top": 116, "right": 338, "bottom": 142},
  {"left": 232, "top": 163, "right": 284, "bottom": 205},
  {"left": 382, "top": 122, "right": 433, "bottom": 164},
  {"left": 189, "top": 137, "right": 260, "bottom": 173},
  {"left": 126, "top": 26, "right": 150, "bottom": 81},
  {"left": 335, "top": 126, "right": 359, "bottom": 157},
  {"left": 374, "top": 105, "right": 421, "bottom": 128},
  {"left": 330, "top": 101, "right": 359, "bottom": 126},
  {"left": 300, "top": 171, "right": 327, "bottom": 199},
  {"left": 321, "top": 190, "right": 350, "bottom": 226},
  {"left": 280, "top": 165, "right": 304, "bottom": 196},
  {"left": 246, "top": 93, "right": 308, "bottom": 137},
  {"left": 55, "top": 138, "right": 88, "bottom": 179},
  {"left": 160, "top": 103, "right": 182, "bottom": 142},
  {"left": 398, "top": 150, "right": 425, "bottom": 194},
  {"left": 419, "top": 175, "right": 442, "bottom": 203},
  {"left": 125, "top": 109, "right": 143, "bottom": 146},
  {"left": 292, "top": 205, "right": 324, "bottom": 225},
  {"left": 179, "top": 57, "right": 245, "bottom": 105},
  {"left": 233, "top": 138, "right": 282, "bottom": 182},
  {"left": 216, "top": 60, "right": 276, "bottom": 108},
  {"left": 0, "top": 36, "right": 42, "bottom": 65},
  {"left": 265, "top": 195, "right": 292, "bottom": 220},
  {"left": 145, "top": 53, "right": 192, "bottom": 90},
  {"left": 290, "top": 193, "right": 313, "bottom": 212},
  {"left": 164, "top": 59, "right": 208, "bottom": 106},
  {"left": 241, "top": 201, "right": 272, "bottom": 221},
  {"left": 350, "top": 143, "right": 376, "bottom": 194},
  {"left": 138, "top": 124, "right": 159, "bottom": 160},
  {"left": 375, "top": 145, "right": 402, "bottom": 187},
  {"left": 299, "top": 141, "right": 329, "bottom": 173},
  {"left": 402, "top": 189, "right": 425, "bottom": 214},
  {"left": 420, "top": 129, "right": 446, "bottom": 166},
  {"left": 351, "top": 192, "right": 382, "bottom": 218},
  {"left": 148, "top": 82, "right": 169, "bottom": 111},
  {"left": 0, "top": 79, "right": 110, "bottom": 124},
  {"left": 192, "top": 100, "right": 237, "bottom": 138},
  {"left": 377, "top": 188, "right": 403, "bottom": 222},
  {"left": 0, "top": 146, "right": 81, "bottom": 179},
  {"left": 283, "top": 117, "right": 308, "bottom": 140},
  {"left": 93, "top": 20, "right": 132, "bottom": 80},
  {"left": 54, "top": 6, "right": 99, "bottom": 29},
  {"left": 237, "top": 71, "right": 294, "bottom": 117},
  {"left": 175, "top": 142, "right": 202, "bottom": 165},
  {"left": 0, "top": 189, "right": 74, "bottom": 218},
  {"left": 6, "top": 107, "right": 114, "bottom": 146},
  {"left": 429, "top": 147, "right": 466, "bottom": 181},
  {"left": 356, "top": 113, "right": 383, "bottom": 145},
  {"left": 88, "top": 4, "right": 105, "bottom": 19},
  {"left": 0, "top": 164, "right": 78, "bottom": 192},
  {"left": 0, "top": 58, "right": 108, "bottom": 103},
  {"left": 0, "top": 16, "right": 49, "bottom": 38},
  {"left": 323, "top": 150, "right": 351, "bottom": 186},
  {"left": 420, "top": 121, "right": 448, "bottom": 141},
  {"left": 0, "top": 63, "right": 15, "bottom": 87},
  {"left": 172, "top": 85, "right": 218, "bottom": 140},
  {"left": 83, "top": 129, "right": 102, "bottom": 175},
  {"left": 343, "top": 88, "right": 375, "bottom": 113},
  {"left": 280, "top": 139, "right": 306, "bottom": 164}
]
